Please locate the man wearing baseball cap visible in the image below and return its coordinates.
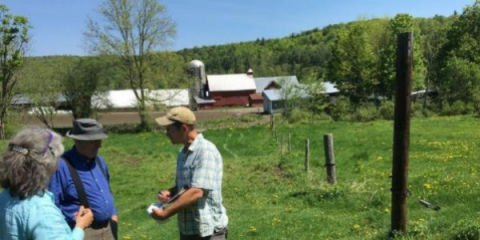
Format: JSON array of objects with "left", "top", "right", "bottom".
[
  {"left": 49, "top": 118, "right": 118, "bottom": 240},
  {"left": 152, "top": 107, "right": 229, "bottom": 239}
]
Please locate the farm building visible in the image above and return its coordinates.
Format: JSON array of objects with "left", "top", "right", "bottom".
[
  {"left": 92, "top": 89, "right": 189, "bottom": 110},
  {"left": 188, "top": 59, "right": 304, "bottom": 110},
  {"left": 262, "top": 82, "right": 339, "bottom": 114},
  {"left": 253, "top": 76, "right": 300, "bottom": 107},
  {"left": 13, "top": 89, "right": 189, "bottom": 114},
  {"left": 255, "top": 76, "right": 299, "bottom": 92},
  {"left": 205, "top": 74, "right": 256, "bottom": 108}
]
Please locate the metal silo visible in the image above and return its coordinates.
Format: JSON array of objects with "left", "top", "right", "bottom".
[{"left": 188, "top": 60, "right": 206, "bottom": 98}]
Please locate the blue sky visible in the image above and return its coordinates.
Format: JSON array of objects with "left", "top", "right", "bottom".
[{"left": 2, "top": 0, "right": 475, "bottom": 56}]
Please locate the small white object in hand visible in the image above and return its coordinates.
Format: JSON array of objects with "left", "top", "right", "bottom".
[{"left": 147, "top": 203, "right": 170, "bottom": 224}]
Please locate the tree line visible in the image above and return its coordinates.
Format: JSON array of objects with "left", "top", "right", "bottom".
[{"left": 2, "top": 0, "right": 480, "bottom": 136}]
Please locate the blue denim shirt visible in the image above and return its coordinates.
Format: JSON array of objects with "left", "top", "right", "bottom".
[
  {"left": 0, "top": 189, "right": 84, "bottom": 240},
  {"left": 48, "top": 147, "right": 117, "bottom": 225}
]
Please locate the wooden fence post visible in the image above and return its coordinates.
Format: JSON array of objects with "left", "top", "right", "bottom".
[
  {"left": 304, "top": 138, "right": 309, "bottom": 173},
  {"left": 323, "top": 133, "right": 337, "bottom": 184},
  {"left": 288, "top": 133, "right": 291, "bottom": 152},
  {"left": 270, "top": 113, "right": 275, "bottom": 130}
]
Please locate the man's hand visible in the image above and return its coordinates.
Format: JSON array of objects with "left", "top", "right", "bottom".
[
  {"left": 111, "top": 214, "right": 118, "bottom": 222},
  {"left": 74, "top": 206, "right": 93, "bottom": 230},
  {"left": 151, "top": 207, "right": 169, "bottom": 220},
  {"left": 157, "top": 190, "right": 171, "bottom": 203}
]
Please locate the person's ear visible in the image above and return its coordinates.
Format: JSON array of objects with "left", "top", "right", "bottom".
[{"left": 181, "top": 123, "right": 188, "bottom": 133}]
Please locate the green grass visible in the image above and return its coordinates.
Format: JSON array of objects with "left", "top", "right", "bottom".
[{"left": 4, "top": 115, "right": 480, "bottom": 239}]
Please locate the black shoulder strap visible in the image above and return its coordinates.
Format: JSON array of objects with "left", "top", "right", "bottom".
[{"left": 62, "top": 155, "right": 90, "bottom": 208}]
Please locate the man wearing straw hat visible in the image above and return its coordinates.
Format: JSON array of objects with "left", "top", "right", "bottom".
[
  {"left": 49, "top": 118, "right": 118, "bottom": 240},
  {"left": 152, "top": 107, "right": 229, "bottom": 240}
]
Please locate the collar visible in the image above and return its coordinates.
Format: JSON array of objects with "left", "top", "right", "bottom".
[
  {"left": 184, "top": 133, "right": 203, "bottom": 153},
  {"left": 70, "top": 145, "right": 97, "bottom": 162},
  {"left": 68, "top": 146, "right": 96, "bottom": 164}
]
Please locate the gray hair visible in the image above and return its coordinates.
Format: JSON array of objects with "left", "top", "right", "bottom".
[{"left": 0, "top": 127, "right": 64, "bottom": 199}]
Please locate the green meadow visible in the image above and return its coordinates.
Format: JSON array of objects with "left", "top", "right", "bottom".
[{"left": 4, "top": 115, "right": 480, "bottom": 239}]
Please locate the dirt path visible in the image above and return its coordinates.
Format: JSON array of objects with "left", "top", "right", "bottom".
[{"left": 24, "top": 107, "right": 265, "bottom": 127}]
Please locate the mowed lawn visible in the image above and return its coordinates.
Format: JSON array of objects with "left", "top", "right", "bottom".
[{"left": 3, "top": 115, "right": 480, "bottom": 239}]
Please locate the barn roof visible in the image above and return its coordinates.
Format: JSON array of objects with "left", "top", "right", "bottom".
[
  {"left": 323, "top": 82, "right": 339, "bottom": 94},
  {"left": 207, "top": 74, "right": 256, "bottom": 92},
  {"left": 92, "top": 89, "right": 189, "bottom": 109},
  {"left": 249, "top": 93, "right": 263, "bottom": 101},
  {"left": 254, "top": 76, "right": 299, "bottom": 93},
  {"left": 11, "top": 94, "right": 67, "bottom": 105},
  {"left": 263, "top": 87, "right": 311, "bottom": 102},
  {"left": 194, "top": 96, "right": 215, "bottom": 104},
  {"left": 263, "top": 89, "right": 283, "bottom": 101}
]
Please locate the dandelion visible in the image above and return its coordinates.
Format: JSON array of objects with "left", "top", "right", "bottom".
[
  {"left": 384, "top": 207, "right": 390, "bottom": 213},
  {"left": 249, "top": 226, "right": 257, "bottom": 232},
  {"left": 353, "top": 224, "right": 361, "bottom": 230},
  {"left": 423, "top": 183, "right": 432, "bottom": 190},
  {"left": 271, "top": 218, "right": 281, "bottom": 226}
]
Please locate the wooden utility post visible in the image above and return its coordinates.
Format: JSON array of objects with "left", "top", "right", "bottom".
[
  {"left": 391, "top": 32, "right": 413, "bottom": 235},
  {"left": 323, "top": 133, "right": 337, "bottom": 184}
]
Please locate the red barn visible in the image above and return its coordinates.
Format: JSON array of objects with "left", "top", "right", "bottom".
[{"left": 200, "top": 74, "right": 256, "bottom": 108}]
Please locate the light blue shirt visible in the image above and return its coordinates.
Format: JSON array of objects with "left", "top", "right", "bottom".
[
  {"left": 176, "top": 134, "right": 228, "bottom": 237},
  {"left": 0, "top": 189, "right": 84, "bottom": 240}
]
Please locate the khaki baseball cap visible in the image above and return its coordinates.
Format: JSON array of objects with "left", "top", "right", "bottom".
[{"left": 155, "top": 107, "right": 196, "bottom": 126}]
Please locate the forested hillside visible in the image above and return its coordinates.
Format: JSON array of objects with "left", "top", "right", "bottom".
[{"left": 21, "top": 1, "right": 480, "bottom": 108}]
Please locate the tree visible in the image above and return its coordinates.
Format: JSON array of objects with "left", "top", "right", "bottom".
[
  {"left": 0, "top": 4, "right": 30, "bottom": 139},
  {"left": 418, "top": 15, "right": 453, "bottom": 108},
  {"left": 18, "top": 58, "right": 64, "bottom": 129},
  {"left": 85, "top": 0, "right": 176, "bottom": 130},
  {"left": 61, "top": 57, "right": 106, "bottom": 119},
  {"left": 376, "top": 14, "right": 426, "bottom": 98},
  {"left": 327, "top": 20, "right": 377, "bottom": 105},
  {"left": 437, "top": 0, "right": 480, "bottom": 104}
]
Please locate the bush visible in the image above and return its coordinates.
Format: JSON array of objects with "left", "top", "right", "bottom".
[
  {"left": 378, "top": 101, "right": 394, "bottom": 120},
  {"left": 441, "top": 100, "right": 472, "bottom": 116},
  {"left": 352, "top": 103, "right": 379, "bottom": 122},
  {"left": 286, "top": 109, "right": 313, "bottom": 123},
  {"left": 329, "top": 96, "right": 353, "bottom": 121},
  {"left": 104, "top": 123, "right": 144, "bottom": 133},
  {"left": 411, "top": 99, "right": 440, "bottom": 118}
]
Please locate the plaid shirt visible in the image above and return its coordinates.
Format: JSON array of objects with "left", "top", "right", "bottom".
[{"left": 176, "top": 134, "right": 228, "bottom": 237}]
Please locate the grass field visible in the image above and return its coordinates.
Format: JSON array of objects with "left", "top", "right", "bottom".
[{"left": 4, "top": 115, "right": 480, "bottom": 239}]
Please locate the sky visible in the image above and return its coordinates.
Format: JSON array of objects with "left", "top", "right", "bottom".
[{"left": 2, "top": 0, "right": 476, "bottom": 57}]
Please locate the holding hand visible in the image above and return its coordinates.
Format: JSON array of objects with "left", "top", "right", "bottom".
[
  {"left": 151, "top": 206, "right": 168, "bottom": 220},
  {"left": 157, "top": 190, "right": 171, "bottom": 203},
  {"left": 74, "top": 206, "right": 93, "bottom": 230}
]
